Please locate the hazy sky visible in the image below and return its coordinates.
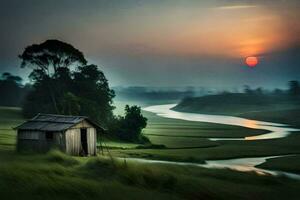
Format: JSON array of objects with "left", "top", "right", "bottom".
[{"left": 0, "top": 0, "right": 300, "bottom": 89}]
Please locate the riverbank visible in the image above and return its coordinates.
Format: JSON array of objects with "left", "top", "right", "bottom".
[
  {"left": 173, "top": 94, "right": 300, "bottom": 127},
  {"left": 238, "top": 109, "right": 300, "bottom": 127},
  {"left": 257, "top": 155, "right": 300, "bottom": 174}
]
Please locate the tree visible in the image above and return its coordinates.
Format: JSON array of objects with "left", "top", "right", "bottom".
[
  {"left": 19, "top": 40, "right": 87, "bottom": 112},
  {"left": 0, "top": 72, "right": 30, "bottom": 107},
  {"left": 73, "top": 64, "right": 115, "bottom": 124},
  {"left": 243, "top": 85, "right": 253, "bottom": 94},
  {"left": 61, "top": 92, "right": 81, "bottom": 115},
  {"left": 1, "top": 72, "right": 22, "bottom": 85},
  {"left": 19, "top": 39, "right": 87, "bottom": 75},
  {"left": 20, "top": 40, "right": 115, "bottom": 127},
  {"left": 288, "top": 80, "right": 300, "bottom": 96},
  {"left": 123, "top": 105, "right": 147, "bottom": 136},
  {"left": 109, "top": 105, "right": 147, "bottom": 142},
  {"left": 273, "top": 88, "right": 284, "bottom": 95}
]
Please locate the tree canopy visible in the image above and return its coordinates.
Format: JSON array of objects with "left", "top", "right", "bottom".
[
  {"left": 19, "top": 39, "right": 87, "bottom": 75},
  {"left": 20, "top": 40, "right": 115, "bottom": 126}
]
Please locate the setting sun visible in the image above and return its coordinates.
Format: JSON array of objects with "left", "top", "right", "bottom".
[{"left": 245, "top": 56, "right": 259, "bottom": 67}]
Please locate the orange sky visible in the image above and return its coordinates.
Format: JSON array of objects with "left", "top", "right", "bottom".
[
  {"left": 138, "top": 4, "right": 298, "bottom": 58},
  {"left": 1, "top": 0, "right": 300, "bottom": 87},
  {"left": 85, "top": 2, "right": 300, "bottom": 59}
]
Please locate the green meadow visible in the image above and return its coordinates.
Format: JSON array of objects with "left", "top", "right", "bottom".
[
  {"left": 108, "top": 111, "right": 300, "bottom": 163},
  {"left": 1, "top": 106, "right": 300, "bottom": 199}
]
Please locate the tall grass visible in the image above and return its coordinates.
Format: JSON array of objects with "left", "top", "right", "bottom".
[
  {"left": 0, "top": 151, "right": 182, "bottom": 200},
  {"left": 46, "top": 150, "right": 79, "bottom": 166},
  {"left": 0, "top": 147, "right": 300, "bottom": 200}
]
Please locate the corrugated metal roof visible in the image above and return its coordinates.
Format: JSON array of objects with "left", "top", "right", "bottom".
[
  {"left": 15, "top": 114, "right": 103, "bottom": 131},
  {"left": 32, "top": 114, "right": 85, "bottom": 124}
]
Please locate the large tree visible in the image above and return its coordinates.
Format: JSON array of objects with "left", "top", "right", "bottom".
[
  {"left": 19, "top": 40, "right": 87, "bottom": 112},
  {"left": 20, "top": 40, "right": 115, "bottom": 126},
  {"left": 72, "top": 64, "right": 115, "bottom": 124},
  {"left": 19, "top": 39, "right": 87, "bottom": 75}
]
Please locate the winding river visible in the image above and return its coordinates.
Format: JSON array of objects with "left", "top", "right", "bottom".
[
  {"left": 143, "top": 104, "right": 299, "bottom": 140},
  {"left": 139, "top": 104, "right": 300, "bottom": 180}
]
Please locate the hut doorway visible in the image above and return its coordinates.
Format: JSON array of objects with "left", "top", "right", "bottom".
[{"left": 80, "top": 128, "right": 88, "bottom": 155}]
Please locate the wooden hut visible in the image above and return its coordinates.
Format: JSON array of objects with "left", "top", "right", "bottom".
[{"left": 15, "top": 114, "right": 103, "bottom": 156}]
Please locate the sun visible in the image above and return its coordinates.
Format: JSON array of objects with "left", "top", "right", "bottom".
[{"left": 245, "top": 56, "right": 258, "bottom": 67}]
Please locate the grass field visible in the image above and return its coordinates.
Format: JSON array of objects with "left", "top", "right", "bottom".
[
  {"left": 1, "top": 106, "right": 300, "bottom": 199},
  {"left": 257, "top": 155, "right": 300, "bottom": 174},
  {"left": 112, "top": 132, "right": 300, "bottom": 162},
  {"left": 108, "top": 110, "right": 300, "bottom": 163},
  {"left": 238, "top": 108, "right": 300, "bottom": 127}
]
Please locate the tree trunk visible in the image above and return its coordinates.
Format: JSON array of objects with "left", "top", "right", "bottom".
[{"left": 46, "top": 77, "right": 59, "bottom": 114}]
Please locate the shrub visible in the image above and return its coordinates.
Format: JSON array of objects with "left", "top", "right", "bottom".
[{"left": 108, "top": 105, "right": 148, "bottom": 143}]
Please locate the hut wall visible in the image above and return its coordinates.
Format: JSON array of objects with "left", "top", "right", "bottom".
[
  {"left": 87, "top": 127, "right": 97, "bottom": 156},
  {"left": 17, "top": 130, "right": 63, "bottom": 152},
  {"left": 17, "top": 130, "right": 41, "bottom": 152},
  {"left": 65, "top": 120, "right": 97, "bottom": 156},
  {"left": 17, "top": 119, "right": 97, "bottom": 156},
  {"left": 65, "top": 128, "right": 81, "bottom": 155}
]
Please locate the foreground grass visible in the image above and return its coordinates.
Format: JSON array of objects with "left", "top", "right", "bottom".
[
  {"left": 0, "top": 151, "right": 181, "bottom": 200},
  {"left": 1, "top": 150, "right": 300, "bottom": 200}
]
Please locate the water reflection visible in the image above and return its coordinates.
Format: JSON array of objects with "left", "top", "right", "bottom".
[
  {"left": 143, "top": 104, "right": 300, "bottom": 141},
  {"left": 200, "top": 156, "right": 300, "bottom": 179},
  {"left": 122, "top": 156, "right": 300, "bottom": 180},
  {"left": 244, "top": 120, "right": 259, "bottom": 129}
]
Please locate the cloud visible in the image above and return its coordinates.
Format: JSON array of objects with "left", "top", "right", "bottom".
[{"left": 214, "top": 5, "right": 258, "bottom": 10}]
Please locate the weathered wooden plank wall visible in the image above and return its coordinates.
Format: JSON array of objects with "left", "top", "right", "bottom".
[
  {"left": 87, "top": 127, "right": 97, "bottom": 155},
  {"left": 18, "top": 130, "right": 40, "bottom": 140},
  {"left": 65, "top": 128, "right": 81, "bottom": 155},
  {"left": 17, "top": 130, "right": 64, "bottom": 152},
  {"left": 17, "top": 119, "right": 98, "bottom": 156}
]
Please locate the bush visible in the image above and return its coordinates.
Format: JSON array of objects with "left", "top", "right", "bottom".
[{"left": 108, "top": 105, "right": 148, "bottom": 143}]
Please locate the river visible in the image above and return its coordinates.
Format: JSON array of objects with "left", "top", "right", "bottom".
[
  {"left": 139, "top": 104, "right": 300, "bottom": 180},
  {"left": 143, "top": 104, "right": 299, "bottom": 140}
]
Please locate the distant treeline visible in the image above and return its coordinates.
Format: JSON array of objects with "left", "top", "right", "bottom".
[
  {"left": 114, "top": 86, "right": 201, "bottom": 102},
  {"left": 0, "top": 73, "right": 31, "bottom": 107},
  {"left": 173, "top": 80, "right": 300, "bottom": 115}
]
